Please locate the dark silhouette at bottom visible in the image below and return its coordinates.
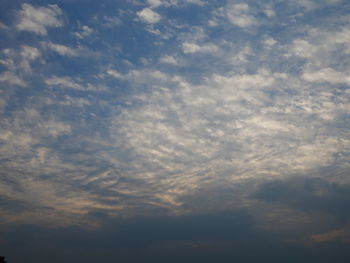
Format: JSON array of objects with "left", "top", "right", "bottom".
[{"left": 0, "top": 256, "right": 7, "bottom": 263}]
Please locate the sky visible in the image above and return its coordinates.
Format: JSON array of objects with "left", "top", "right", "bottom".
[{"left": 0, "top": 0, "right": 350, "bottom": 262}]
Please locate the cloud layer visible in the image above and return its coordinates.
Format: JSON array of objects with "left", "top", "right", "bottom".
[{"left": 0, "top": 2, "right": 350, "bottom": 261}]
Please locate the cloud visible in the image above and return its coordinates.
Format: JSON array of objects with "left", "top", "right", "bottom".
[
  {"left": 254, "top": 178, "right": 350, "bottom": 220},
  {"left": 1, "top": 0, "right": 350, "bottom": 239},
  {"left": 263, "top": 9, "right": 275, "bottom": 18},
  {"left": 160, "top": 55, "right": 178, "bottom": 65},
  {"left": 295, "top": 0, "right": 343, "bottom": 10},
  {"left": 262, "top": 37, "right": 277, "bottom": 47},
  {"left": 105, "top": 65, "right": 350, "bottom": 216},
  {"left": 288, "top": 27, "right": 350, "bottom": 61},
  {"left": 45, "top": 76, "right": 107, "bottom": 92},
  {"left": 106, "top": 69, "right": 125, "bottom": 79},
  {"left": 309, "top": 227, "right": 350, "bottom": 244},
  {"left": 287, "top": 25, "right": 350, "bottom": 85},
  {"left": 44, "top": 42, "right": 79, "bottom": 57},
  {"left": 20, "top": 45, "right": 40, "bottom": 61},
  {"left": 2, "top": 210, "right": 350, "bottom": 263},
  {"left": 72, "top": 25, "right": 93, "bottom": 39},
  {"left": 289, "top": 39, "right": 317, "bottom": 59},
  {"left": 16, "top": 3, "right": 63, "bottom": 35},
  {"left": 302, "top": 68, "right": 350, "bottom": 84},
  {"left": 137, "top": 8, "right": 161, "bottom": 24},
  {"left": 182, "top": 42, "right": 219, "bottom": 54},
  {"left": 45, "top": 76, "right": 82, "bottom": 89},
  {"left": 106, "top": 69, "right": 170, "bottom": 83},
  {"left": 101, "top": 16, "right": 122, "bottom": 28},
  {"left": 226, "top": 3, "right": 256, "bottom": 28},
  {"left": 0, "top": 71, "right": 25, "bottom": 86},
  {"left": 147, "top": 0, "right": 163, "bottom": 8},
  {"left": 186, "top": 0, "right": 205, "bottom": 5},
  {"left": 146, "top": 0, "right": 205, "bottom": 8},
  {"left": 0, "top": 45, "right": 41, "bottom": 74},
  {"left": 19, "top": 45, "right": 41, "bottom": 72},
  {"left": 0, "top": 22, "right": 8, "bottom": 30},
  {"left": 41, "top": 121, "right": 71, "bottom": 137},
  {"left": 227, "top": 45, "right": 252, "bottom": 65}
]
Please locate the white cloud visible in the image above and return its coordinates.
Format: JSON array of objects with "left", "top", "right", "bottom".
[
  {"left": 20, "top": 45, "right": 40, "bottom": 61},
  {"left": 262, "top": 37, "right": 277, "bottom": 47},
  {"left": 0, "top": 49, "right": 15, "bottom": 71},
  {"left": 46, "top": 76, "right": 81, "bottom": 89},
  {"left": 0, "top": 71, "right": 25, "bottom": 86},
  {"left": 185, "top": 0, "right": 205, "bottom": 5},
  {"left": 182, "top": 42, "right": 219, "bottom": 54},
  {"left": 60, "top": 96, "right": 91, "bottom": 107},
  {"left": 289, "top": 39, "right": 316, "bottom": 58},
  {"left": 227, "top": 3, "right": 256, "bottom": 28},
  {"left": 146, "top": 0, "right": 204, "bottom": 8},
  {"left": 0, "top": 59, "right": 14, "bottom": 70},
  {"left": 159, "top": 55, "right": 178, "bottom": 65},
  {"left": 102, "top": 16, "right": 122, "bottom": 28},
  {"left": 302, "top": 68, "right": 350, "bottom": 84},
  {"left": 44, "top": 42, "right": 79, "bottom": 57},
  {"left": 228, "top": 46, "right": 252, "bottom": 65},
  {"left": 295, "top": 0, "right": 342, "bottom": 10},
  {"left": 107, "top": 68, "right": 172, "bottom": 84},
  {"left": 40, "top": 121, "right": 71, "bottom": 137},
  {"left": 0, "top": 45, "right": 41, "bottom": 74},
  {"left": 45, "top": 76, "right": 107, "bottom": 92},
  {"left": 106, "top": 66, "right": 350, "bottom": 211},
  {"left": 149, "top": 70, "right": 168, "bottom": 80},
  {"left": 73, "top": 25, "right": 93, "bottom": 39},
  {"left": 287, "top": 26, "right": 350, "bottom": 84},
  {"left": 208, "top": 19, "right": 218, "bottom": 27},
  {"left": 16, "top": 3, "right": 63, "bottom": 35},
  {"left": 263, "top": 9, "right": 275, "bottom": 18},
  {"left": 107, "top": 69, "right": 125, "bottom": 79},
  {"left": 137, "top": 8, "right": 161, "bottom": 24},
  {"left": 295, "top": 0, "right": 318, "bottom": 10},
  {"left": 147, "top": 0, "right": 163, "bottom": 8},
  {"left": 0, "top": 22, "right": 8, "bottom": 30}
]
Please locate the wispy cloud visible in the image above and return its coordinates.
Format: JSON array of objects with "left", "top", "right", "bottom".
[
  {"left": 72, "top": 25, "right": 93, "bottom": 39},
  {"left": 45, "top": 76, "right": 107, "bottom": 91},
  {"left": 182, "top": 42, "right": 219, "bottom": 54},
  {"left": 43, "top": 42, "right": 79, "bottom": 57}
]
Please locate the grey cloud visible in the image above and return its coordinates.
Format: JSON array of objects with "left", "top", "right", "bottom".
[
  {"left": 254, "top": 177, "right": 350, "bottom": 222},
  {"left": 1, "top": 210, "right": 350, "bottom": 263}
]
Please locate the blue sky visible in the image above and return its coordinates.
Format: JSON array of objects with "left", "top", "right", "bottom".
[{"left": 1, "top": 0, "right": 350, "bottom": 262}]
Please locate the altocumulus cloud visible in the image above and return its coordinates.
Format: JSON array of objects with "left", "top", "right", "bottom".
[{"left": 0, "top": 0, "right": 350, "bottom": 262}]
